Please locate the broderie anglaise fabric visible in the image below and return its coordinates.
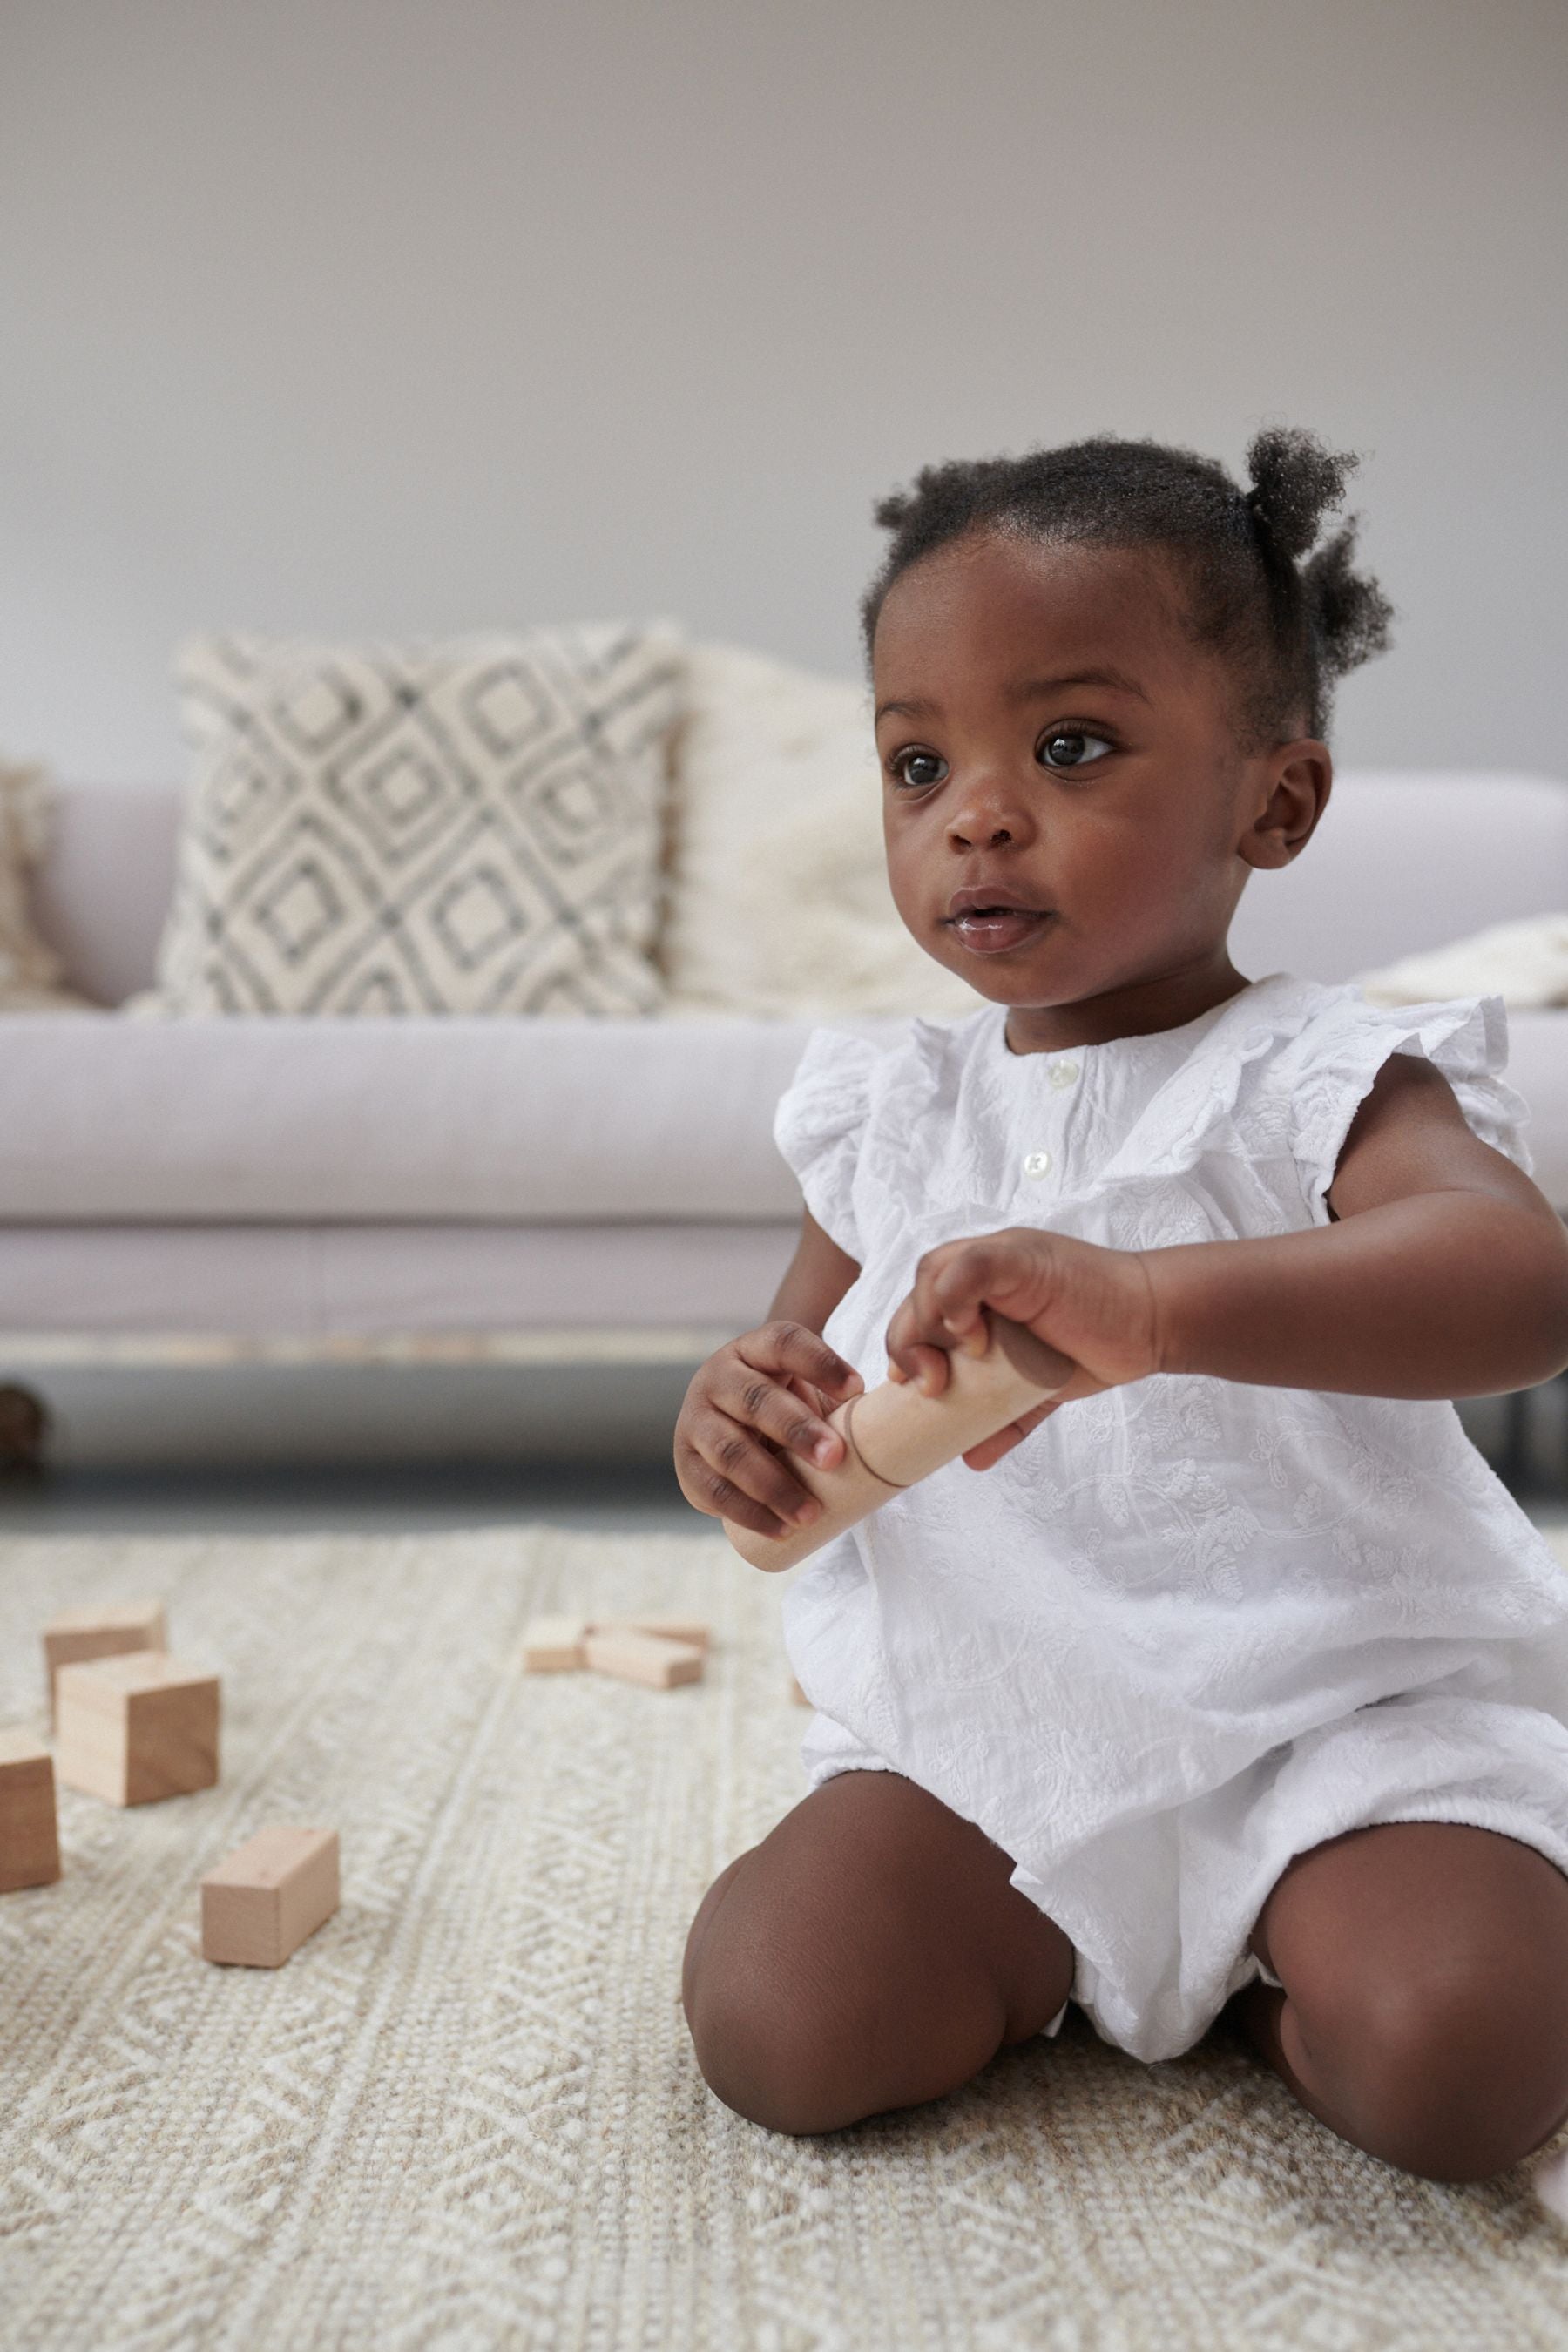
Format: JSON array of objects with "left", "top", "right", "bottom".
[{"left": 772, "top": 971, "right": 1568, "bottom": 2059}]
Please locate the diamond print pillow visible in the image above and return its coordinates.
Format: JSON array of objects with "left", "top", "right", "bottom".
[{"left": 148, "top": 625, "right": 686, "bottom": 1015}]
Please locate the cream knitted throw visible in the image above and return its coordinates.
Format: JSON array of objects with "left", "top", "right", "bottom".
[
  {"left": 1354, "top": 912, "right": 1568, "bottom": 1007},
  {"left": 2, "top": 1524, "right": 1566, "bottom": 2350}
]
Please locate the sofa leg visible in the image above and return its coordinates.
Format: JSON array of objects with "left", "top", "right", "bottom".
[{"left": 0, "top": 1383, "right": 51, "bottom": 1477}]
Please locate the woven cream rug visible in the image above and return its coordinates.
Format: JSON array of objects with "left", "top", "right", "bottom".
[{"left": 3, "top": 1523, "right": 1568, "bottom": 2352}]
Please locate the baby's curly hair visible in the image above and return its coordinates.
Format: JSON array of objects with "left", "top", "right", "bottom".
[{"left": 860, "top": 427, "right": 1395, "bottom": 745}]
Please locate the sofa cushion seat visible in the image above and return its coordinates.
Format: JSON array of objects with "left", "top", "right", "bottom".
[
  {"left": 2, "top": 999, "right": 1564, "bottom": 1230},
  {"left": 0, "top": 1221, "right": 801, "bottom": 1338},
  {"left": 0, "top": 1013, "right": 905, "bottom": 1224}
]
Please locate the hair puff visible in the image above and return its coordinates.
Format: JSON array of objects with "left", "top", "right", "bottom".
[{"left": 1243, "top": 428, "right": 1357, "bottom": 564}]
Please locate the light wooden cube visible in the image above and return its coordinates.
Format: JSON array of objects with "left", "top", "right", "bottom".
[
  {"left": 56, "top": 1651, "right": 220, "bottom": 1806},
  {"left": 582, "top": 1628, "right": 704, "bottom": 1689},
  {"left": 0, "top": 1727, "right": 60, "bottom": 1892},
  {"left": 594, "top": 1615, "right": 712, "bottom": 1652},
  {"left": 43, "top": 1598, "right": 167, "bottom": 1725},
  {"left": 201, "top": 1826, "right": 340, "bottom": 1967},
  {"left": 522, "top": 1615, "right": 589, "bottom": 1672}
]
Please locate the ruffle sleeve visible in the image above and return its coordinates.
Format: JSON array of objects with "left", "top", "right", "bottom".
[
  {"left": 1088, "top": 977, "right": 1537, "bottom": 1233},
  {"left": 772, "top": 1027, "right": 884, "bottom": 1261},
  {"left": 1275, "top": 989, "right": 1535, "bottom": 1225}
]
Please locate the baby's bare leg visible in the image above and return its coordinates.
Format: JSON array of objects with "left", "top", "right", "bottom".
[
  {"left": 1233, "top": 1821, "right": 1568, "bottom": 2180},
  {"left": 682, "top": 1771, "right": 1075, "bottom": 2134}
]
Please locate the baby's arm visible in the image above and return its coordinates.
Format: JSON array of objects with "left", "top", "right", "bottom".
[
  {"left": 1144, "top": 1051, "right": 1568, "bottom": 1397},
  {"left": 882, "top": 1053, "right": 1568, "bottom": 1421},
  {"left": 769, "top": 1206, "right": 862, "bottom": 1339}
]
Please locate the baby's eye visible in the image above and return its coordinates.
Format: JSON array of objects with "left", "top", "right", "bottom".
[
  {"left": 889, "top": 749, "right": 947, "bottom": 788},
  {"left": 1037, "top": 731, "right": 1113, "bottom": 770}
]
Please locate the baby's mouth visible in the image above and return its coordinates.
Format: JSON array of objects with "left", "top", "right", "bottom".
[{"left": 946, "top": 907, "right": 1055, "bottom": 955}]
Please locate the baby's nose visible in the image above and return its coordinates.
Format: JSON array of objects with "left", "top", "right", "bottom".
[
  {"left": 946, "top": 771, "right": 1031, "bottom": 849},
  {"left": 950, "top": 818, "right": 1015, "bottom": 849}
]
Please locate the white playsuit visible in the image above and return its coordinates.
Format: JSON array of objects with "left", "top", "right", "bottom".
[{"left": 772, "top": 970, "right": 1568, "bottom": 2063}]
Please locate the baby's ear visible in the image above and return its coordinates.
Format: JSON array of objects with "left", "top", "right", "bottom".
[{"left": 1239, "top": 742, "right": 1331, "bottom": 870}]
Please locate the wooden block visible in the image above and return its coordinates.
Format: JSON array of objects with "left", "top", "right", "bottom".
[
  {"left": 583, "top": 1628, "right": 704, "bottom": 1689},
  {"left": 591, "top": 1615, "right": 711, "bottom": 1652},
  {"left": 56, "top": 1651, "right": 220, "bottom": 1806},
  {"left": 201, "top": 1826, "right": 340, "bottom": 1967},
  {"left": 522, "top": 1614, "right": 589, "bottom": 1671},
  {"left": 43, "top": 1598, "right": 166, "bottom": 1724},
  {"left": 723, "top": 1311, "right": 1076, "bottom": 1572},
  {"left": 0, "top": 1727, "right": 60, "bottom": 1892}
]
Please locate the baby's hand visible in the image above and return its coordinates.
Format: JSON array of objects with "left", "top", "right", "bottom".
[
  {"left": 883, "top": 1227, "right": 1162, "bottom": 1470},
  {"left": 675, "top": 1321, "right": 865, "bottom": 1540}
]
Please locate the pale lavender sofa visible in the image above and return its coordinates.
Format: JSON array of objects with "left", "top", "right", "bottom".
[{"left": 1, "top": 772, "right": 1565, "bottom": 1385}]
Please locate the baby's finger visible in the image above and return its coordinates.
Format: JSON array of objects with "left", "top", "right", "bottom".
[
  {"left": 887, "top": 1241, "right": 1010, "bottom": 1370},
  {"left": 885, "top": 1325, "right": 952, "bottom": 1388},
  {"left": 713, "top": 1363, "right": 846, "bottom": 1469},
  {"left": 900, "top": 1340, "right": 954, "bottom": 1398},
  {"left": 751, "top": 1321, "right": 865, "bottom": 1402},
  {"left": 680, "top": 1410, "right": 823, "bottom": 1535},
  {"left": 884, "top": 1285, "right": 981, "bottom": 1382},
  {"left": 928, "top": 1237, "right": 1032, "bottom": 1339},
  {"left": 674, "top": 1436, "right": 791, "bottom": 1540},
  {"left": 787, "top": 1375, "right": 852, "bottom": 1439}
]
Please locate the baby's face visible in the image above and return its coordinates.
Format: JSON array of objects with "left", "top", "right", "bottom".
[{"left": 872, "top": 529, "right": 1308, "bottom": 1037}]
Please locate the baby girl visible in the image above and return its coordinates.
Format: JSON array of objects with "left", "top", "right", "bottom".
[{"left": 673, "top": 427, "right": 1568, "bottom": 2184}]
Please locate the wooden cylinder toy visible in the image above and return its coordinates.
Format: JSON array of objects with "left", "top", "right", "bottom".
[{"left": 723, "top": 1310, "right": 1075, "bottom": 1572}]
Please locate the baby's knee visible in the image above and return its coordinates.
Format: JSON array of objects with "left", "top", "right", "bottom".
[
  {"left": 1290, "top": 1951, "right": 1568, "bottom": 2181},
  {"left": 682, "top": 1865, "right": 878, "bottom": 2135},
  {"left": 686, "top": 1964, "right": 867, "bottom": 2136}
]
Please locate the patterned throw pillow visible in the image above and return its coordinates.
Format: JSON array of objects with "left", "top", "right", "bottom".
[{"left": 147, "top": 625, "right": 686, "bottom": 1015}]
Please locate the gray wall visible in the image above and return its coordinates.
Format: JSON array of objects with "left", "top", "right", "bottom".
[{"left": 2, "top": 0, "right": 1565, "bottom": 786}]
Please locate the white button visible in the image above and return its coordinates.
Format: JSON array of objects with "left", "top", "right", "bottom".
[
  {"left": 1023, "top": 1150, "right": 1052, "bottom": 1178},
  {"left": 1049, "top": 1059, "right": 1079, "bottom": 1090}
]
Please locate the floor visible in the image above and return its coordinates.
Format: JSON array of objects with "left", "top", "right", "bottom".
[
  {"left": 3, "top": 1380, "right": 1567, "bottom": 2351},
  {"left": 0, "top": 1361, "right": 706, "bottom": 1534},
  {"left": 0, "top": 1456, "right": 703, "bottom": 1536},
  {"left": 17, "top": 1517, "right": 1564, "bottom": 2352}
]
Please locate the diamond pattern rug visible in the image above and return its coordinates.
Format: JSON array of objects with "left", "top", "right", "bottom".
[{"left": 2, "top": 1524, "right": 1566, "bottom": 2351}]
